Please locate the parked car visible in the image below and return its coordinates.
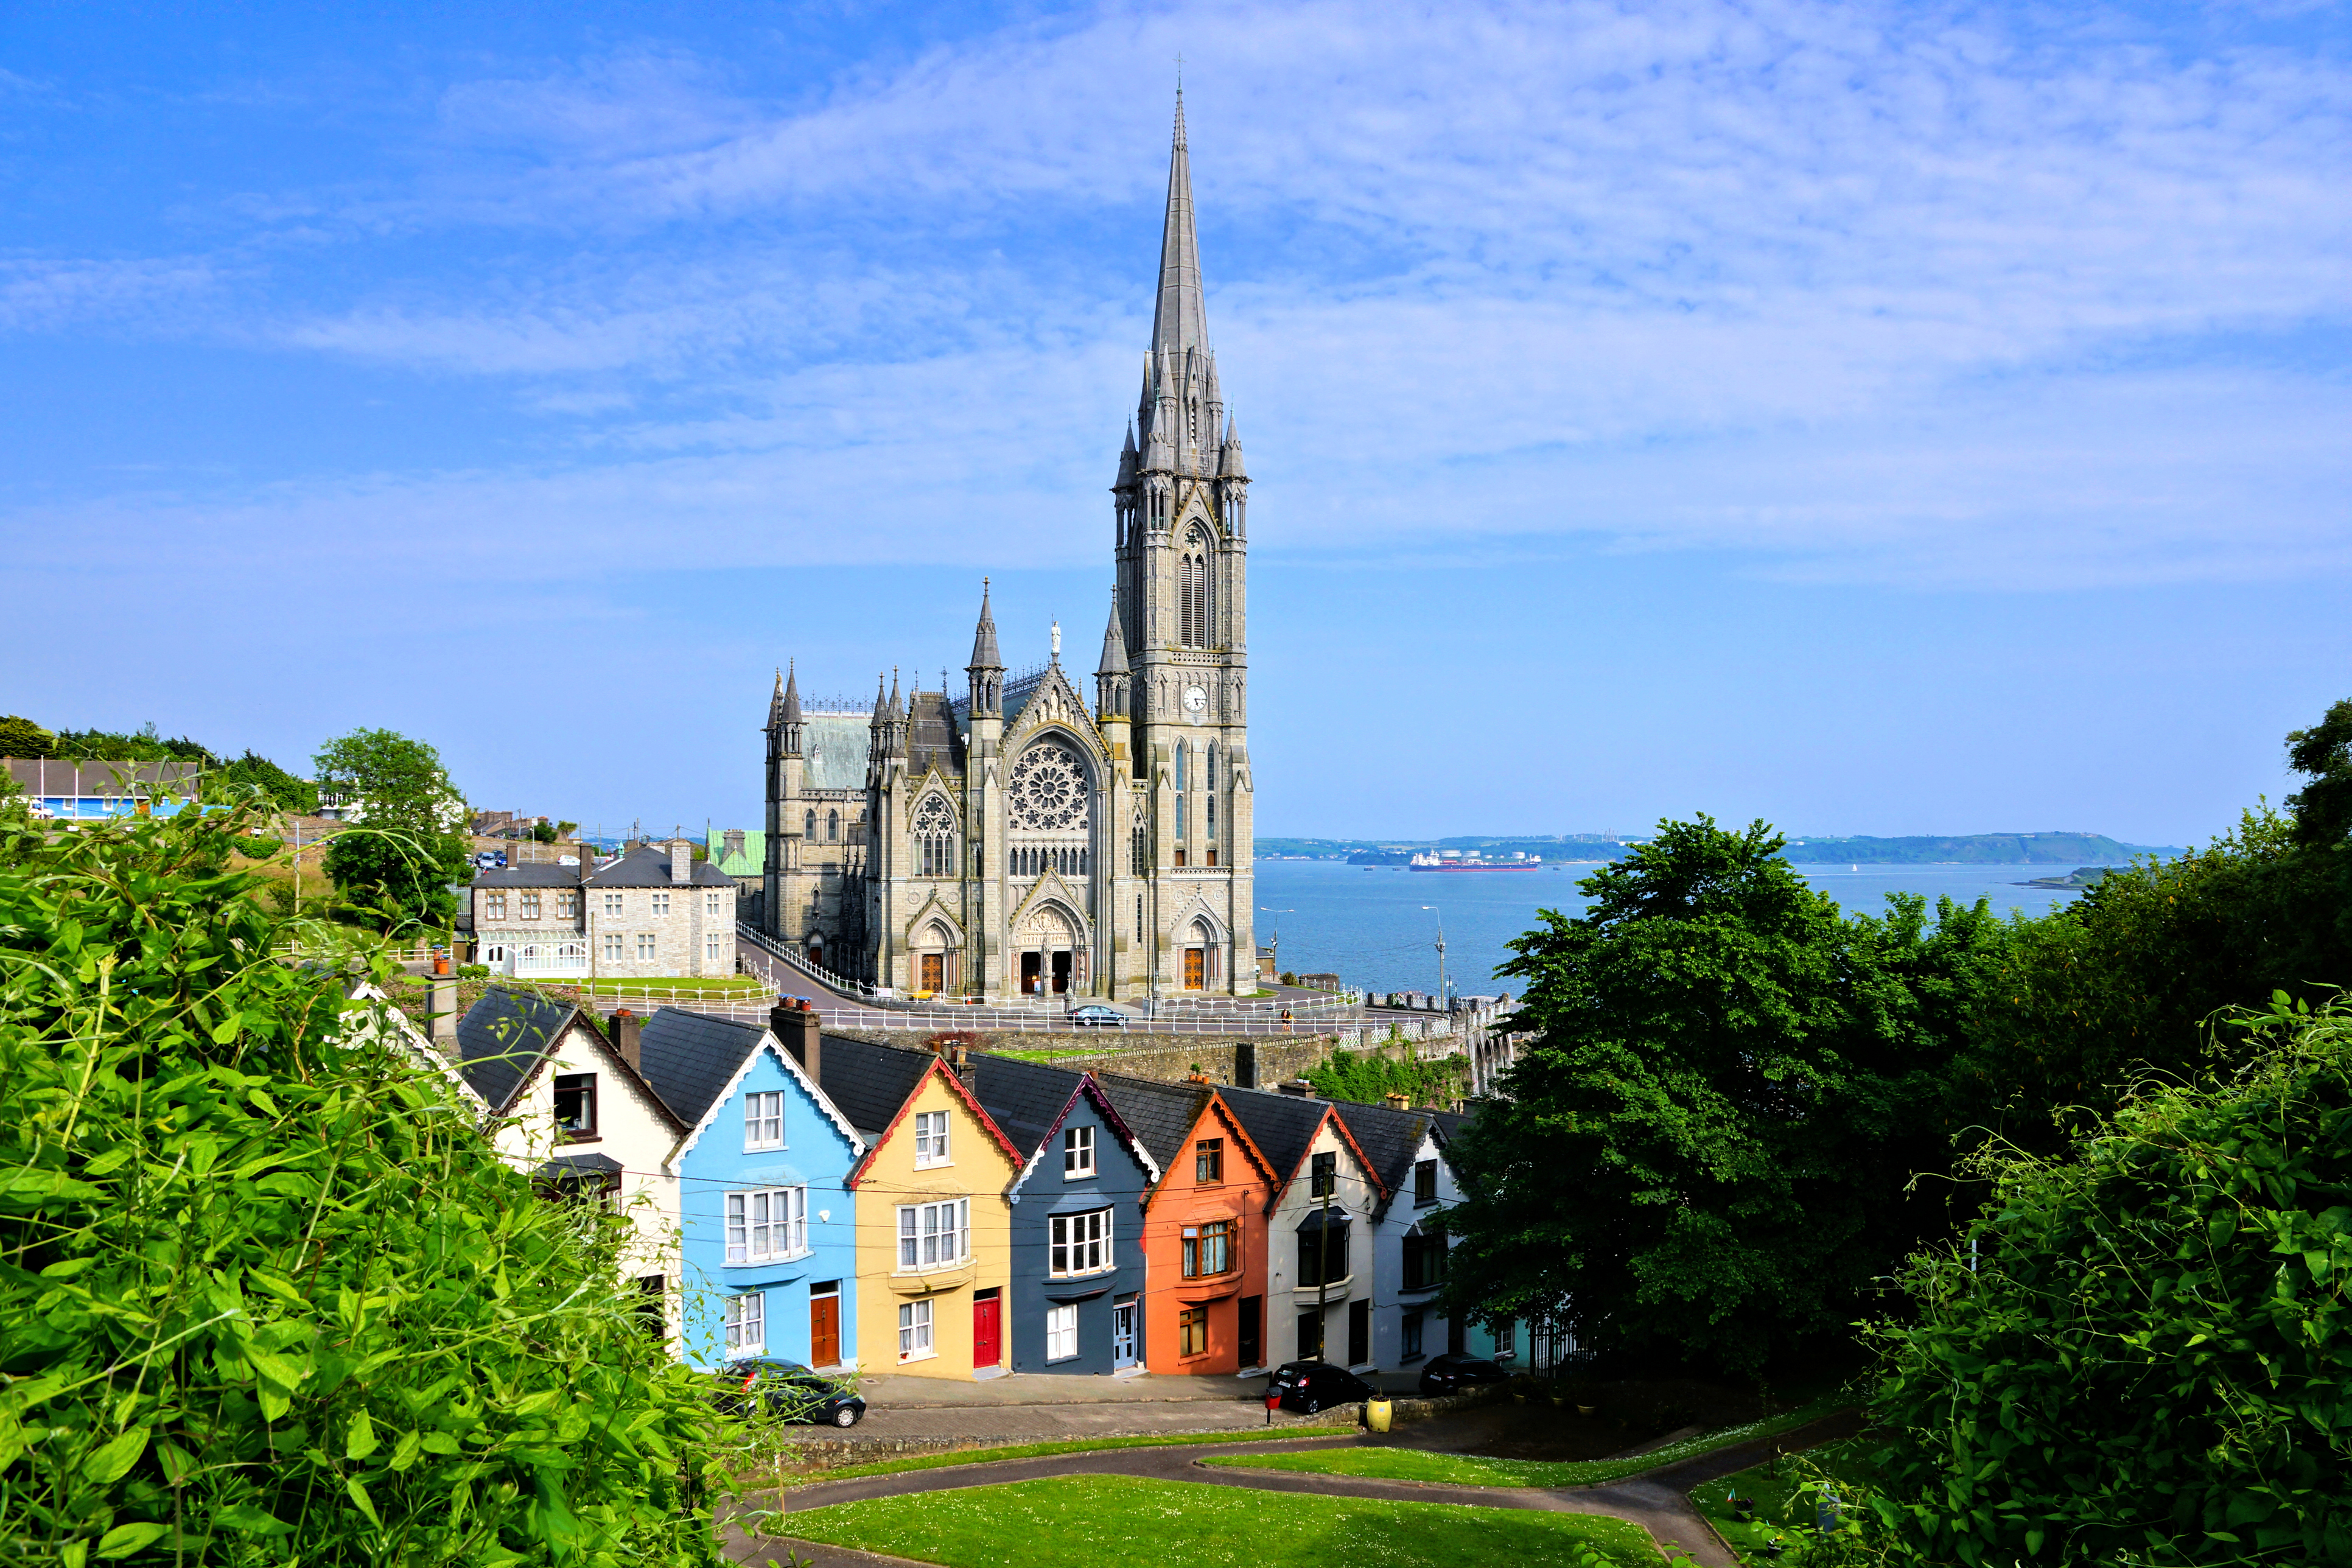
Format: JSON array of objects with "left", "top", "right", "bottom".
[
  {"left": 1066, "top": 1004, "right": 1127, "bottom": 1029},
  {"left": 1415, "top": 1353, "right": 1508, "bottom": 1396},
  {"left": 1265, "top": 1360, "right": 1377, "bottom": 1415},
  {"left": 711, "top": 1357, "right": 866, "bottom": 1427}
]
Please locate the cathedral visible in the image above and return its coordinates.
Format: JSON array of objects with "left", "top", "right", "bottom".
[{"left": 760, "top": 94, "right": 1255, "bottom": 1001}]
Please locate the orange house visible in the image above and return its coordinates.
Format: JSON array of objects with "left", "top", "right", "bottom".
[{"left": 1105, "top": 1076, "right": 1281, "bottom": 1376}]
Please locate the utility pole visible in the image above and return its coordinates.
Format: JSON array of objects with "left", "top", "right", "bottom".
[{"left": 1315, "top": 1157, "right": 1332, "bottom": 1363}]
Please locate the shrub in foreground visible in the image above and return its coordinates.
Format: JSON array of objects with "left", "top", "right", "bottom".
[
  {"left": 1864, "top": 995, "right": 2352, "bottom": 1566},
  {"left": 0, "top": 800, "right": 722, "bottom": 1565}
]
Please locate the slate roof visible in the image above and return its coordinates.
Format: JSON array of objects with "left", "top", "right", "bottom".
[
  {"left": 635, "top": 1007, "right": 769, "bottom": 1131},
  {"left": 800, "top": 714, "right": 870, "bottom": 793},
  {"left": 810, "top": 1035, "right": 935, "bottom": 1140},
  {"left": 962, "top": 1054, "right": 1088, "bottom": 1160},
  {"left": 1095, "top": 1074, "right": 1213, "bottom": 1172},
  {"left": 534, "top": 1151, "right": 622, "bottom": 1178},
  {"left": 905, "top": 691, "right": 965, "bottom": 781},
  {"left": 1325, "top": 1099, "right": 1447, "bottom": 1220},
  {"left": 1213, "top": 1085, "right": 1334, "bottom": 1189},
  {"left": 471, "top": 863, "right": 582, "bottom": 887},
  {"left": 585, "top": 841, "right": 735, "bottom": 889},
  {"left": 454, "top": 987, "right": 581, "bottom": 1111}
]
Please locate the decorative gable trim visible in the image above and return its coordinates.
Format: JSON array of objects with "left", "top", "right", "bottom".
[
  {"left": 1006, "top": 1074, "right": 1163, "bottom": 1202},
  {"left": 1142, "top": 1091, "right": 1278, "bottom": 1213},
  {"left": 1264, "top": 1105, "right": 1388, "bottom": 1210},
  {"left": 844, "top": 1057, "right": 1026, "bottom": 1189},
  {"left": 493, "top": 1006, "right": 687, "bottom": 1135},
  {"left": 345, "top": 981, "right": 491, "bottom": 1117},
  {"left": 671, "top": 1034, "right": 867, "bottom": 1166},
  {"left": 1006, "top": 873, "right": 1088, "bottom": 940}
]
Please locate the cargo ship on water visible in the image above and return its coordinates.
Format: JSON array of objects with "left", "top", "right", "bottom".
[{"left": 1409, "top": 850, "right": 1544, "bottom": 872}]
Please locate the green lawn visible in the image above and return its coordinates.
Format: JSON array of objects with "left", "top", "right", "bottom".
[
  {"left": 1688, "top": 1438, "right": 1886, "bottom": 1566},
  {"left": 1200, "top": 1398, "right": 1848, "bottom": 1489},
  {"left": 780, "top": 1474, "right": 1668, "bottom": 1567},
  {"left": 796, "top": 1427, "right": 1353, "bottom": 1482}
]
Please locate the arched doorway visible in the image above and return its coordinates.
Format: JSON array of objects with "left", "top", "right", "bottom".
[
  {"left": 1018, "top": 904, "right": 1082, "bottom": 996},
  {"left": 916, "top": 920, "right": 959, "bottom": 996},
  {"left": 1183, "top": 918, "right": 1222, "bottom": 992}
]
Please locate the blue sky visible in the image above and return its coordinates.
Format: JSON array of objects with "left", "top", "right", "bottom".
[{"left": 5, "top": 0, "right": 2347, "bottom": 846}]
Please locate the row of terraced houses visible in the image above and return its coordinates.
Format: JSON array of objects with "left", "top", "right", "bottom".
[{"left": 425, "top": 986, "right": 1517, "bottom": 1381}]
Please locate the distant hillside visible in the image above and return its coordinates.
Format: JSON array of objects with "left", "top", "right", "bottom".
[
  {"left": 1257, "top": 831, "right": 2186, "bottom": 866},
  {"left": 1780, "top": 833, "right": 2183, "bottom": 866}
]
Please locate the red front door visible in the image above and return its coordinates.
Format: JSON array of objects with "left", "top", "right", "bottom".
[
  {"left": 810, "top": 1293, "right": 840, "bottom": 1368},
  {"left": 972, "top": 1293, "right": 1001, "bottom": 1369}
]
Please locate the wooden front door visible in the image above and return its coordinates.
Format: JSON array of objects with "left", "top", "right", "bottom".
[
  {"left": 920, "top": 953, "right": 943, "bottom": 992},
  {"left": 809, "top": 1292, "right": 840, "bottom": 1367},
  {"left": 1185, "top": 948, "right": 1205, "bottom": 989},
  {"left": 972, "top": 1292, "right": 1002, "bottom": 1368}
]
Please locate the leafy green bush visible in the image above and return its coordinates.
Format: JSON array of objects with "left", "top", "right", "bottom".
[
  {"left": 0, "top": 797, "right": 723, "bottom": 1566},
  {"left": 1864, "top": 993, "right": 2352, "bottom": 1566},
  {"left": 1304, "top": 1045, "right": 1466, "bottom": 1107}
]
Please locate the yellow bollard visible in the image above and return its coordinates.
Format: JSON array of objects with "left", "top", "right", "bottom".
[{"left": 1366, "top": 1398, "right": 1393, "bottom": 1433}]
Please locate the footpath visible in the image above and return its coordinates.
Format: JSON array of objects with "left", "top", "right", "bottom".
[
  {"left": 817, "top": 1368, "right": 1426, "bottom": 1445},
  {"left": 732, "top": 1407, "right": 1868, "bottom": 1568}
]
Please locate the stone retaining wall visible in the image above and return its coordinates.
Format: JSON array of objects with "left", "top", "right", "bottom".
[{"left": 830, "top": 1029, "right": 1343, "bottom": 1089}]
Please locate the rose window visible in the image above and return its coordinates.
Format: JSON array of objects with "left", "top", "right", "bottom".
[{"left": 1009, "top": 744, "right": 1089, "bottom": 833}]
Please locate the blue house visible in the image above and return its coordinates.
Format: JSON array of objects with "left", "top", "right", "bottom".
[
  {"left": 965, "top": 1054, "right": 1161, "bottom": 1376},
  {"left": 636, "top": 1004, "right": 866, "bottom": 1373}
]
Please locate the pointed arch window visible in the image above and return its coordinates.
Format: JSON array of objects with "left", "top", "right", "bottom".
[
  {"left": 915, "top": 796, "right": 957, "bottom": 878},
  {"left": 804, "top": 809, "right": 816, "bottom": 838},
  {"left": 1131, "top": 807, "right": 1148, "bottom": 877},
  {"left": 1179, "top": 527, "right": 1214, "bottom": 647},
  {"left": 827, "top": 810, "right": 841, "bottom": 842}
]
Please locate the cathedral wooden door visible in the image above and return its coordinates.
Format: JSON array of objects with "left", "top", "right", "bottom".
[
  {"left": 920, "top": 953, "right": 943, "bottom": 992},
  {"left": 1185, "top": 948, "right": 1205, "bottom": 990}
]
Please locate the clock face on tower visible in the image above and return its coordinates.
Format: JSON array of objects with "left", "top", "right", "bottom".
[{"left": 1183, "top": 684, "right": 1208, "bottom": 716}]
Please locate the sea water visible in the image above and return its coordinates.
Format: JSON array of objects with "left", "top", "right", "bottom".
[{"left": 1252, "top": 859, "right": 2089, "bottom": 999}]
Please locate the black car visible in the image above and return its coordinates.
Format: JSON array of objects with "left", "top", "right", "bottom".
[
  {"left": 1416, "top": 1353, "right": 1508, "bottom": 1397},
  {"left": 712, "top": 1357, "right": 866, "bottom": 1427},
  {"left": 1265, "top": 1360, "right": 1378, "bottom": 1415}
]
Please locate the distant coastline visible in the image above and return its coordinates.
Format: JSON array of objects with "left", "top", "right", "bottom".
[{"left": 1255, "top": 831, "right": 2188, "bottom": 867}]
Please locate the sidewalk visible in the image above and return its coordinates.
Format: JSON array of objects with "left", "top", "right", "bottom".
[{"left": 836, "top": 1367, "right": 1430, "bottom": 1443}]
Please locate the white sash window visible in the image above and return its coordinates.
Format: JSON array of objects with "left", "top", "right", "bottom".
[{"left": 726, "top": 1187, "right": 807, "bottom": 1264}]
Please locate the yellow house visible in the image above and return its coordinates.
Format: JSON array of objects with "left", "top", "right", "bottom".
[{"left": 827, "top": 1038, "right": 1021, "bottom": 1378}]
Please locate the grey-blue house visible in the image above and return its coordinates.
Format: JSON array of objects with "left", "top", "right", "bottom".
[{"left": 965, "top": 1054, "right": 1161, "bottom": 1376}]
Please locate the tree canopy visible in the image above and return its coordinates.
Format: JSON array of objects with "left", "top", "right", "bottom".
[
  {"left": 312, "top": 728, "right": 463, "bottom": 830},
  {"left": 1438, "top": 814, "right": 2008, "bottom": 1376}
]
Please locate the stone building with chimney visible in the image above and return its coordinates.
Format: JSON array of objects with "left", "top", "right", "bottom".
[
  {"left": 761, "top": 94, "right": 1255, "bottom": 1003},
  {"left": 471, "top": 839, "right": 738, "bottom": 979}
]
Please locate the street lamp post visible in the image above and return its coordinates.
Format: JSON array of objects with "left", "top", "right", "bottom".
[
  {"left": 1421, "top": 906, "right": 1449, "bottom": 1007},
  {"left": 1258, "top": 908, "right": 1292, "bottom": 982}
]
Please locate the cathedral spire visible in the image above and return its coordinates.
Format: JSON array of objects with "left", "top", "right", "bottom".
[
  {"left": 1150, "top": 89, "right": 1209, "bottom": 368},
  {"left": 780, "top": 660, "right": 802, "bottom": 725},
  {"left": 968, "top": 577, "right": 1003, "bottom": 672},
  {"left": 1096, "top": 589, "right": 1130, "bottom": 677}
]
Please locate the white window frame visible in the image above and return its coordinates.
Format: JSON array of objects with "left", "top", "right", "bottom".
[
  {"left": 635, "top": 933, "right": 657, "bottom": 962},
  {"left": 912, "top": 1110, "right": 950, "bottom": 1168},
  {"left": 483, "top": 892, "right": 507, "bottom": 922},
  {"left": 1045, "top": 1303, "right": 1079, "bottom": 1362},
  {"left": 1063, "top": 1125, "right": 1096, "bottom": 1180},
  {"left": 706, "top": 933, "right": 723, "bottom": 965},
  {"left": 653, "top": 891, "right": 671, "bottom": 916},
  {"left": 1049, "top": 1208, "right": 1112, "bottom": 1278},
  {"left": 724, "top": 1291, "right": 765, "bottom": 1356},
  {"left": 603, "top": 892, "right": 624, "bottom": 916},
  {"left": 898, "top": 1299, "right": 934, "bottom": 1361},
  {"left": 706, "top": 891, "right": 723, "bottom": 915},
  {"left": 725, "top": 1186, "right": 807, "bottom": 1264},
  {"left": 743, "top": 1091, "right": 784, "bottom": 1152},
  {"left": 602, "top": 933, "right": 623, "bottom": 963},
  {"left": 895, "top": 1198, "right": 970, "bottom": 1272}
]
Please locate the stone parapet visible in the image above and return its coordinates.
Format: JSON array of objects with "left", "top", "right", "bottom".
[{"left": 828, "top": 1029, "right": 1340, "bottom": 1089}]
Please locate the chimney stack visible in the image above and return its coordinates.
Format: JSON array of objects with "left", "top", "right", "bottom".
[
  {"left": 670, "top": 838, "right": 693, "bottom": 884},
  {"left": 770, "top": 996, "right": 822, "bottom": 1083},
  {"left": 429, "top": 976, "right": 458, "bottom": 1053},
  {"left": 609, "top": 1008, "right": 642, "bottom": 1071},
  {"left": 1382, "top": 1091, "right": 1408, "bottom": 1111}
]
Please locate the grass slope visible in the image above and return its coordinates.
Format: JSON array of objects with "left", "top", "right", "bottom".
[
  {"left": 796, "top": 1427, "right": 1353, "bottom": 1482},
  {"left": 781, "top": 1473, "right": 1667, "bottom": 1567},
  {"left": 1200, "top": 1398, "right": 1846, "bottom": 1489}
]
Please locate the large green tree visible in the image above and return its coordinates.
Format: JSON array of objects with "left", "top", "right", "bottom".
[
  {"left": 1863, "top": 995, "right": 2352, "bottom": 1567},
  {"left": 314, "top": 729, "right": 469, "bottom": 935},
  {"left": 1439, "top": 815, "right": 2009, "bottom": 1376},
  {"left": 0, "top": 789, "right": 726, "bottom": 1565}
]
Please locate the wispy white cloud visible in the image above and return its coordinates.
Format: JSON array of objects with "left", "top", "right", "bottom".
[
  {"left": 0, "top": 256, "right": 220, "bottom": 333},
  {"left": 5, "top": 0, "right": 2349, "bottom": 593}
]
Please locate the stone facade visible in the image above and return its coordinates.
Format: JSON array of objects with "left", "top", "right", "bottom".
[
  {"left": 472, "top": 838, "right": 738, "bottom": 979},
  {"left": 761, "top": 94, "right": 1256, "bottom": 1005}
]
